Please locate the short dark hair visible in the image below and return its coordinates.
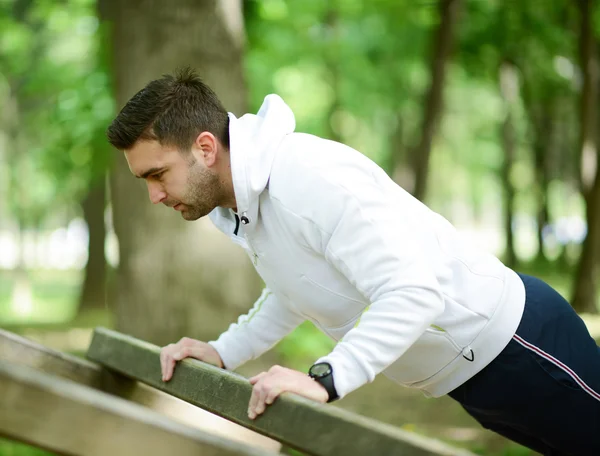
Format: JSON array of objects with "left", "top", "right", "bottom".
[{"left": 107, "top": 67, "right": 229, "bottom": 151}]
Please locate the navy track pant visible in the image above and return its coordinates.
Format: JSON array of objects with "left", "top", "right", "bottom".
[{"left": 448, "top": 273, "right": 600, "bottom": 455}]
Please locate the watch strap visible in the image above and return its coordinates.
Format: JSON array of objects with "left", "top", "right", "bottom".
[{"left": 309, "top": 364, "right": 339, "bottom": 403}]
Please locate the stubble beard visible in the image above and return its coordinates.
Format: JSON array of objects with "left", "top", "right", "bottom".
[{"left": 179, "top": 161, "right": 223, "bottom": 221}]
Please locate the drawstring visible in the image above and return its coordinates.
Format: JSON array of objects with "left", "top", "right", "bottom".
[{"left": 233, "top": 214, "right": 241, "bottom": 236}]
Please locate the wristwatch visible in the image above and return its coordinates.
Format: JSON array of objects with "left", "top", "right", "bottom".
[{"left": 308, "top": 362, "right": 339, "bottom": 402}]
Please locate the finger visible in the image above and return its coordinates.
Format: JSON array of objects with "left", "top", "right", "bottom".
[
  {"left": 161, "top": 345, "right": 176, "bottom": 381},
  {"left": 165, "top": 352, "right": 179, "bottom": 381},
  {"left": 164, "top": 356, "right": 173, "bottom": 381},
  {"left": 248, "top": 382, "right": 261, "bottom": 419},
  {"left": 249, "top": 372, "right": 268, "bottom": 385},
  {"left": 265, "top": 385, "right": 282, "bottom": 405},
  {"left": 253, "top": 380, "right": 272, "bottom": 417},
  {"left": 160, "top": 350, "right": 166, "bottom": 381},
  {"left": 173, "top": 345, "right": 200, "bottom": 361},
  {"left": 167, "top": 345, "right": 209, "bottom": 381},
  {"left": 172, "top": 350, "right": 184, "bottom": 361}
]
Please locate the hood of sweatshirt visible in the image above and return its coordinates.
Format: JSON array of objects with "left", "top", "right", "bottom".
[{"left": 209, "top": 94, "right": 296, "bottom": 238}]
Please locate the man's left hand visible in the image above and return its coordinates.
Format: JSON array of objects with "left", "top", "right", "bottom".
[{"left": 248, "top": 365, "right": 328, "bottom": 419}]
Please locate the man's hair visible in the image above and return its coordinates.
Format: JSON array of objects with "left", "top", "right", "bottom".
[{"left": 107, "top": 67, "right": 229, "bottom": 151}]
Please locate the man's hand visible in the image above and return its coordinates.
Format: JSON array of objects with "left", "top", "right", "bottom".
[
  {"left": 247, "top": 365, "right": 328, "bottom": 420},
  {"left": 160, "top": 337, "right": 224, "bottom": 382}
]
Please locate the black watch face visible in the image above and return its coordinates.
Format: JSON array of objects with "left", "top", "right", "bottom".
[{"left": 310, "top": 363, "right": 331, "bottom": 378}]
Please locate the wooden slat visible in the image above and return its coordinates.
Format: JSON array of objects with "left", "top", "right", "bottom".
[
  {"left": 0, "top": 361, "right": 270, "bottom": 456},
  {"left": 0, "top": 329, "right": 281, "bottom": 453},
  {"left": 0, "top": 329, "right": 127, "bottom": 392},
  {"left": 88, "top": 326, "right": 476, "bottom": 456}
]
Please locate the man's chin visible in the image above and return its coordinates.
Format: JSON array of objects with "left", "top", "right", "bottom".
[
  {"left": 181, "top": 211, "right": 200, "bottom": 221},
  {"left": 180, "top": 208, "right": 207, "bottom": 221}
]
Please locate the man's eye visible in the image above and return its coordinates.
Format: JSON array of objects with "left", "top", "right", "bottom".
[{"left": 153, "top": 172, "right": 164, "bottom": 180}]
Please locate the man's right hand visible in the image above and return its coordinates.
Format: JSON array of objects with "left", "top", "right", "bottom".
[{"left": 160, "top": 337, "right": 224, "bottom": 382}]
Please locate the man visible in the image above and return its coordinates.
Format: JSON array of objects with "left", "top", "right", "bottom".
[{"left": 107, "top": 68, "right": 600, "bottom": 455}]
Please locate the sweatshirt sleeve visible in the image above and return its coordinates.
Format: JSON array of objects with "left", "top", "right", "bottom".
[
  {"left": 208, "top": 288, "right": 305, "bottom": 370},
  {"left": 299, "top": 165, "right": 445, "bottom": 399}
]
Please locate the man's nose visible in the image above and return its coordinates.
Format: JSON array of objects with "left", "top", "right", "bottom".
[{"left": 147, "top": 181, "right": 166, "bottom": 204}]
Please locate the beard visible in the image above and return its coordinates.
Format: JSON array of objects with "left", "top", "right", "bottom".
[{"left": 178, "top": 159, "right": 223, "bottom": 221}]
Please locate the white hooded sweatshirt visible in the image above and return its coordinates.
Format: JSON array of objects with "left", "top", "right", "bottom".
[{"left": 208, "top": 95, "right": 525, "bottom": 399}]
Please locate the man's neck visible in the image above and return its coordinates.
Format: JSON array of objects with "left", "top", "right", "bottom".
[{"left": 216, "top": 150, "right": 237, "bottom": 210}]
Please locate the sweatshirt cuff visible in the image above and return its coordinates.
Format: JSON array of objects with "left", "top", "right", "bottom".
[
  {"left": 208, "top": 332, "right": 252, "bottom": 371},
  {"left": 316, "top": 344, "right": 373, "bottom": 399}
]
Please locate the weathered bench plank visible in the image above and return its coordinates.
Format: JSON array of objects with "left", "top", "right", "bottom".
[
  {"left": 0, "top": 329, "right": 281, "bottom": 453},
  {"left": 0, "top": 329, "right": 128, "bottom": 393},
  {"left": 0, "top": 361, "right": 270, "bottom": 456},
  {"left": 88, "top": 327, "right": 476, "bottom": 456}
]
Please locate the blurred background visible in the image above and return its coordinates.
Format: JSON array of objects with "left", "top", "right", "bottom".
[{"left": 1, "top": 0, "right": 599, "bottom": 454}]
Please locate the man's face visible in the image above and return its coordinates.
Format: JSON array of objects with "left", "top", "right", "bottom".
[{"left": 125, "top": 139, "right": 222, "bottom": 221}]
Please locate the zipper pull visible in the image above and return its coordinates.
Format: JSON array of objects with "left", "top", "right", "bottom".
[
  {"left": 252, "top": 252, "right": 258, "bottom": 266},
  {"left": 233, "top": 214, "right": 240, "bottom": 236}
]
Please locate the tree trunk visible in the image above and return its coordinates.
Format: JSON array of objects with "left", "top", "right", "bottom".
[
  {"left": 324, "top": 7, "right": 342, "bottom": 143},
  {"left": 576, "top": 0, "right": 598, "bottom": 196},
  {"left": 77, "top": 177, "right": 107, "bottom": 314},
  {"left": 409, "top": 0, "right": 461, "bottom": 202},
  {"left": 11, "top": 220, "right": 33, "bottom": 317},
  {"left": 532, "top": 102, "right": 553, "bottom": 262},
  {"left": 100, "top": 0, "right": 261, "bottom": 346},
  {"left": 572, "top": 170, "right": 600, "bottom": 314},
  {"left": 555, "top": 96, "right": 579, "bottom": 267},
  {"left": 499, "top": 61, "right": 518, "bottom": 268},
  {"left": 572, "top": 0, "right": 599, "bottom": 314},
  {"left": 4, "top": 92, "right": 34, "bottom": 316},
  {"left": 387, "top": 124, "right": 408, "bottom": 184}
]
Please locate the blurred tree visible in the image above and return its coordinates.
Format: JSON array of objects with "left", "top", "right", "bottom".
[
  {"left": 521, "top": 83, "right": 556, "bottom": 262},
  {"left": 1, "top": 0, "right": 49, "bottom": 302},
  {"left": 245, "top": 0, "right": 431, "bottom": 174},
  {"left": 499, "top": 59, "right": 519, "bottom": 268},
  {"left": 518, "top": 2, "right": 573, "bottom": 262},
  {"left": 77, "top": 20, "right": 114, "bottom": 315},
  {"left": 571, "top": 0, "right": 599, "bottom": 314},
  {"left": 99, "top": 0, "right": 261, "bottom": 345},
  {"left": 410, "top": 0, "right": 461, "bottom": 202},
  {"left": 457, "top": 0, "right": 582, "bottom": 267},
  {"left": 77, "top": 176, "right": 107, "bottom": 313},
  {"left": 323, "top": 2, "right": 342, "bottom": 143},
  {"left": 496, "top": 3, "right": 525, "bottom": 269},
  {"left": 514, "top": 1, "right": 579, "bottom": 265},
  {"left": 457, "top": 0, "right": 522, "bottom": 266},
  {"left": 0, "top": 0, "right": 113, "bottom": 318}
]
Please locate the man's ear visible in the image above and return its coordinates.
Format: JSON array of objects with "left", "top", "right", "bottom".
[{"left": 192, "top": 132, "right": 218, "bottom": 167}]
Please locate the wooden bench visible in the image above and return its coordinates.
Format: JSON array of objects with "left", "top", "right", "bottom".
[
  {"left": 0, "top": 329, "right": 279, "bottom": 454},
  {"left": 0, "top": 360, "right": 271, "bottom": 456},
  {"left": 87, "top": 327, "right": 476, "bottom": 456}
]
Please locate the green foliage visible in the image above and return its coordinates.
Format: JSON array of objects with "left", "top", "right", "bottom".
[
  {"left": 246, "top": 0, "right": 432, "bottom": 163},
  {"left": 245, "top": 0, "right": 589, "bottom": 253},
  {"left": 0, "top": 0, "right": 113, "bottom": 228},
  {"left": 0, "top": 438, "right": 55, "bottom": 456},
  {"left": 1, "top": 1, "right": 599, "bottom": 453},
  {"left": 0, "top": 0, "right": 588, "bottom": 255},
  {"left": 276, "top": 321, "right": 335, "bottom": 371},
  {"left": 0, "top": 269, "right": 81, "bottom": 325}
]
